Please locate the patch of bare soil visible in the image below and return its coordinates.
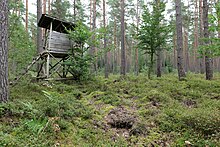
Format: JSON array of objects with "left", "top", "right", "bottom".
[
  {"left": 105, "top": 106, "right": 136, "bottom": 129},
  {"left": 183, "top": 99, "right": 197, "bottom": 108},
  {"left": 103, "top": 106, "right": 150, "bottom": 140}
]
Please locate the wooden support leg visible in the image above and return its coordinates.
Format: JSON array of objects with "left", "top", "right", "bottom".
[
  {"left": 37, "top": 61, "right": 45, "bottom": 77},
  {"left": 46, "top": 54, "right": 50, "bottom": 78},
  {"left": 63, "top": 58, "right": 66, "bottom": 78}
]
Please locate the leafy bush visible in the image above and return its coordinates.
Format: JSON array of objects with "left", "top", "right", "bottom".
[{"left": 65, "top": 22, "right": 93, "bottom": 81}]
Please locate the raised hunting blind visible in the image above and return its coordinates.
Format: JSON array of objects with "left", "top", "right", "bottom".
[
  {"left": 11, "top": 14, "right": 77, "bottom": 85},
  {"left": 37, "top": 14, "right": 76, "bottom": 79}
]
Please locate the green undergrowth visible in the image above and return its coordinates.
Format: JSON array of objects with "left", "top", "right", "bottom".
[{"left": 0, "top": 73, "right": 220, "bottom": 146}]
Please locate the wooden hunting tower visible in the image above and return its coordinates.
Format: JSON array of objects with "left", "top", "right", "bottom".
[
  {"left": 10, "top": 14, "right": 77, "bottom": 85},
  {"left": 37, "top": 14, "right": 76, "bottom": 79}
]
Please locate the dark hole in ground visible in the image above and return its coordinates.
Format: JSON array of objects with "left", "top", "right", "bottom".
[
  {"left": 106, "top": 106, "right": 136, "bottom": 129},
  {"left": 183, "top": 99, "right": 197, "bottom": 108}
]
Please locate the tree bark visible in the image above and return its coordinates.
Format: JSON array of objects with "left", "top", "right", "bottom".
[
  {"left": 48, "top": 0, "right": 51, "bottom": 14},
  {"left": 90, "top": 0, "right": 92, "bottom": 30},
  {"left": 103, "top": 0, "right": 108, "bottom": 78},
  {"left": 156, "top": 51, "right": 162, "bottom": 77},
  {"left": 199, "top": 0, "right": 205, "bottom": 74},
  {"left": 113, "top": 16, "right": 117, "bottom": 73},
  {"left": 37, "top": 0, "right": 43, "bottom": 54},
  {"left": 91, "top": 0, "right": 97, "bottom": 72},
  {"left": 155, "top": 0, "right": 162, "bottom": 77},
  {"left": 203, "top": 0, "right": 213, "bottom": 80},
  {"left": 74, "top": 0, "right": 76, "bottom": 21},
  {"left": 194, "top": 0, "right": 199, "bottom": 72},
  {"left": 173, "top": 32, "right": 177, "bottom": 68},
  {"left": 121, "top": 0, "right": 126, "bottom": 75},
  {"left": 184, "top": 0, "right": 191, "bottom": 72},
  {"left": 135, "top": 0, "right": 139, "bottom": 76},
  {"left": 175, "top": 0, "right": 186, "bottom": 80},
  {"left": 148, "top": 52, "right": 154, "bottom": 79},
  {"left": 0, "top": 0, "right": 9, "bottom": 102},
  {"left": 216, "top": 0, "right": 220, "bottom": 72},
  {"left": 26, "top": 0, "right": 28, "bottom": 32},
  {"left": 43, "top": 0, "right": 46, "bottom": 14},
  {"left": 184, "top": 29, "right": 190, "bottom": 72}
]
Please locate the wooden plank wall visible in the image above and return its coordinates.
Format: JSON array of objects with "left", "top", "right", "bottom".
[{"left": 48, "top": 31, "right": 72, "bottom": 53}]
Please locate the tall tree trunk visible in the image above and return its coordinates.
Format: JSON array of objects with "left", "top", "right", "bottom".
[
  {"left": 199, "top": 0, "right": 205, "bottom": 73},
  {"left": 103, "top": 0, "right": 108, "bottom": 78},
  {"left": 121, "top": 0, "right": 126, "bottom": 75},
  {"left": 90, "top": 0, "right": 93, "bottom": 30},
  {"left": 217, "top": 0, "right": 220, "bottom": 72},
  {"left": 0, "top": 0, "right": 9, "bottom": 102},
  {"left": 194, "top": 0, "right": 199, "bottom": 72},
  {"left": 26, "top": 0, "right": 28, "bottom": 32},
  {"left": 157, "top": 51, "right": 162, "bottom": 77},
  {"left": 74, "top": 0, "right": 76, "bottom": 21},
  {"left": 173, "top": 32, "right": 177, "bottom": 68},
  {"left": 148, "top": 52, "right": 154, "bottom": 79},
  {"left": 175, "top": 0, "right": 186, "bottom": 79},
  {"left": 155, "top": 0, "right": 162, "bottom": 77},
  {"left": 184, "top": 29, "right": 190, "bottom": 72},
  {"left": 203, "top": 0, "right": 213, "bottom": 80},
  {"left": 92, "top": 0, "right": 97, "bottom": 72},
  {"left": 37, "top": 0, "right": 43, "bottom": 74},
  {"left": 125, "top": 38, "right": 130, "bottom": 73},
  {"left": 43, "top": 0, "right": 46, "bottom": 14},
  {"left": 113, "top": 16, "right": 117, "bottom": 74},
  {"left": 43, "top": 0, "right": 47, "bottom": 41},
  {"left": 185, "top": 0, "right": 190, "bottom": 72},
  {"left": 48, "top": 0, "right": 51, "bottom": 14},
  {"left": 135, "top": 0, "right": 139, "bottom": 76},
  {"left": 37, "top": 0, "right": 43, "bottom": 53}
]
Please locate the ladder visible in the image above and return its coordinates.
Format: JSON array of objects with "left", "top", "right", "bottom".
[{"left": 10, "top": 54, "right": 43, "bottom": 86}]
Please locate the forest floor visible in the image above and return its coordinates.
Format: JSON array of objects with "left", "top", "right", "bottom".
[{"left": 0, "top": 73, "right": 220, "bottom": 146}]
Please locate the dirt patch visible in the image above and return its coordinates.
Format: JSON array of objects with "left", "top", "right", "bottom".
[
  {"left": 106, "top": 106, "right": 136, "bottom": 129},
  {"left": 93, "top": 106, "right": 152, "bottom": 143},
  {"left": 183, "top": 99, "right": 197, "bottom": 108}
]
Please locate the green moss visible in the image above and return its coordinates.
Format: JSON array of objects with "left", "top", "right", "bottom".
[{"left": 1, "top": 74, "right": 220, "bottom": 146}]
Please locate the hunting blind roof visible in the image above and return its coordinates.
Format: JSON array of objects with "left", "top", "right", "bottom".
[{"left": 38, "top": 14, "right": 76, "bottom": 34}]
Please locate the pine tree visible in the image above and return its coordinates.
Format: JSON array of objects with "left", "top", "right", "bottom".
[
  {"left": 103, "top": 0, "right": 108, "bottom": 78},
  {"left": 48, "top": 0, "right": 51, "bottom": 14},
  {"left": 0, "top": 0, "right": 9, "bottom": 102},
  {"left": 43, "top": 0, "right": 46, "bottom": 14},
  {"left": 194, "top": 0, "right": 199, "bottom": 72},
  {"left": 25, "top": 0, "right": 28, "bottom": 32},
  {"left": 175, "top": 0, "right": 186, "bottom": 80},
  {"left": 199, "top": 0, "right": 205, "bottom": 73},
  {"left": 156, "top": 0, "right": 162, "bottom": 77},
  {"left": 203, "top": 0, "right": 213, "bottom": 80},
  {"left": 121, "top": 0, "right": 126, "bottom": 75},
  {"left": 37, "top": 0, "right": 43, "bottom": 54},
  {"left": 135, "top": 0, "right": 139, "bottom": 76}
]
